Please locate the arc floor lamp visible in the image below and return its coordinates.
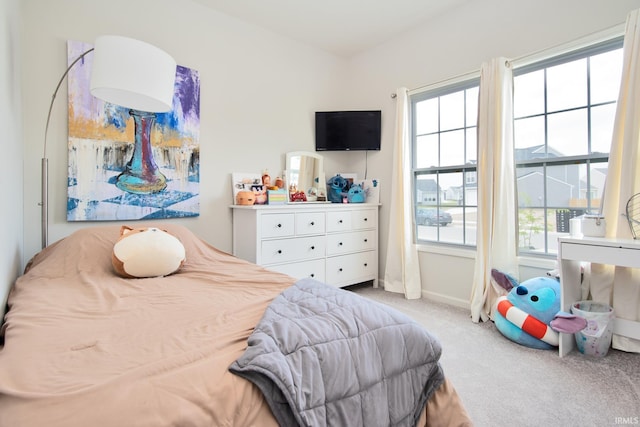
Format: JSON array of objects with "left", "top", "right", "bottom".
[{"left": 41, "top": 35, "right": 177, "bottom": 249}]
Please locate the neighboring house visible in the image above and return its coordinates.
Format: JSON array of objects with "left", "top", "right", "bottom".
[
  {"left": 514, "top": 145, "right": 604, "bottom": 208},
  {"left": 517, "top": 171, "right": 574, "bottom": 207},
  {"left": 444, "top": 185, "right": 463, "bottom": 203},
  {"left": 576, "top": 166, "right": 607, "bottom": 206},
  {"left": 446, "top": 171, "right": 478, "bottom": 205},
  {"left": 416, "top": 179, "right": 442, "bottom": 204}
]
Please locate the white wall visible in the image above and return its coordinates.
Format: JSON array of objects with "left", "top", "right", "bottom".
[
  {"left": 20, "top": 0, "right": 348, "bottom": 264},
  {"left": 346, "top": 0, "right": 640, "bottom": 306},
  {"left": 0, "top": 0, "right": 23, "bottom": 317},
  {"left": 16, "top": 0, "right": 640, "bottom": 311}
]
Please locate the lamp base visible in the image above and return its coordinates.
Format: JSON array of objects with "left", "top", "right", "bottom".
[{"left": 116, "top": 172, "right": 167, "bottom": 194}]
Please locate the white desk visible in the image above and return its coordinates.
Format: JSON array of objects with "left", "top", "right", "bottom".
[{"left": 557, "top": 236, "right": 640, "bottom": 357}]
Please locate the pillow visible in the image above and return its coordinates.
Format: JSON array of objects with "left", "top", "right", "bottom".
[{"left": 112, "top": 226, "right": 186, "bottom": 278}]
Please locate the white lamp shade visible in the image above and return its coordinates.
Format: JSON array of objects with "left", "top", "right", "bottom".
[{"left": 90, "top": 35, "right": 176, "bottom": 113}]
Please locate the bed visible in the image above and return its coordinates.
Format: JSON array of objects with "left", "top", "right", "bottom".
[{"left": 0, "top": 224, "right": 471, "bottom": 426}]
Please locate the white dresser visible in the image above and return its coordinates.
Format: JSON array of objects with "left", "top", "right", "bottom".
[{"left": 231, "top": 203, "right": 379, "bottom": 288}]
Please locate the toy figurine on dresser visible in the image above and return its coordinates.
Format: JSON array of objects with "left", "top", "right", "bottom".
[
  {"left": 327, "top": 174, "right": 350, "bottom": 203},
  {"left": 236, "top": 189, "right": 255, "bottom": 205}
]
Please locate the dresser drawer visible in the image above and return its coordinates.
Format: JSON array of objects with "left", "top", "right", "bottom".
[
  {"left": 326, "top": 251, "right": 377, "bottom": 286},
  {"left": 326, "top": 211, "right": 352, "bottom": 232},
  {"left": 268, "top": 259, "right": 326, "bottom": 282},
  {"left": 261, "top": 213, "right": 295, "bottom": 238},
  {"left": 295, "top": 212, "right": 325, "bottom": 235},
  {"left": 326, "top": 230, "right": 376, "bottom": 255},
  {"left": 352, "top": 209, "right": 376, "bottom": 230},
  {"left": 261, "top": 236, "right": 325, "bottom": 264}
]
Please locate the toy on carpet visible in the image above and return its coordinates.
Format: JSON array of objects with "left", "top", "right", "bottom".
[
  {"left": 112, "top": 226, "right": 186, "bottom": 278},
  {"left": 493, "top": 275, "right": 587, "bottom": 350}
]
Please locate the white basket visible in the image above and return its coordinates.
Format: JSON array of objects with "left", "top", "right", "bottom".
[{"left": 581, "top": 215, "right": 606, "bottom": 237}]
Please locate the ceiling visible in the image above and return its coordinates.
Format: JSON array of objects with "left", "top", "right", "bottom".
[{"left": 193, "top": 0, "right": 471, "bottom": 58}]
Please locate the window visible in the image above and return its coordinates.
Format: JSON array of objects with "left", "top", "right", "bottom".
[
  {"left": 514, "top": 38, "right": 623, "bottom": 255},
  {"left": 410, "top": 36, "right": 623, "bottom": 254},
  {"left": 411, "top": 80, "right": 480, "bottom": 246}
]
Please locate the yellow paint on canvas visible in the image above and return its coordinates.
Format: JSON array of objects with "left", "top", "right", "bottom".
[{"left": 69, "top": 105, "right": 190, "bottom": 148}]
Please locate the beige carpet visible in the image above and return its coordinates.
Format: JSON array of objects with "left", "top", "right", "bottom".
[{"left": 352, "top": 285, "right": 640, "bottom": 427}]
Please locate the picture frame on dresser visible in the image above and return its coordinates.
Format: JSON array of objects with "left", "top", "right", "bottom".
[
  {"left": 359, "top": 178, "right": 380, "bottom": 204},
  {"left": 231, "top": 172, "right": 261, "bottom": 204},
  {"left": 337, "top": 173, "right": 358, "bottom": 187}
]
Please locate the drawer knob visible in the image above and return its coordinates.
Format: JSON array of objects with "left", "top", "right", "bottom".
[
  {"left": 338, "top": 242, "right": 343, "bottom": 246},
  {"left": 310, "top": 221, "right": 315, "bottom": 226},
  {"left": 364, "top": 238, "right": 368, "bottom": 242},
  {"left": 339, "top": 268, "right": 343, "bottom": 272},
  {"left": 364, "top": 263, "right": 368, "bottom": 267},
  {"left": 277, "top": 249, "right": 282, "bottom": 254},
  {"left": 277, "top": 223, "right": 282, "bottom": 228},
  {"left": 310, "top": 273, "right": 315, "bottom": 278},
  {"left": 364, "top": 218, "right": 368, "bottom": 221},
  {"left": 311, "top": 245, "right": 315, "bottom": 250},
  {"left": 339, "top": 220, "right": 343, "bottom": 223}
]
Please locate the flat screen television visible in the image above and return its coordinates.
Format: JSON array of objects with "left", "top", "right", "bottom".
[{"left": 315, "top": 110, "right": 381, "bottom": 151}]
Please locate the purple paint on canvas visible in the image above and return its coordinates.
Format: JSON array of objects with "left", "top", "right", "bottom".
[
  {"left": 67, "top": 41, "right": 100, "bottom": 121},
  {"left": 156, "top": 65, "right": 200, "bottom": 135},
  {"left": 67, "top": 40, "right": 200, "bottom": 140}
]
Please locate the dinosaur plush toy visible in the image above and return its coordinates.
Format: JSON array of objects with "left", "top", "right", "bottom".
[{"left": 494, "top": 276, "right": 587, "bottom": 350}]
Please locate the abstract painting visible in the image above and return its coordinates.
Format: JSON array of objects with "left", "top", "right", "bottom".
[{"left": 66, "top": 40, "right": 200, "bottom": 221}]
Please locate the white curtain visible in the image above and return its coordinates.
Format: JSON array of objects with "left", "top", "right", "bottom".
[
  {"left": 589, "top": 8, "right": 640, "bottom": 353},
  {"left": 470, "top": 58, "right": 519, "bottom": 323},
  {"left": 384, "top": 87, "right": 422, "bottom": 299}
]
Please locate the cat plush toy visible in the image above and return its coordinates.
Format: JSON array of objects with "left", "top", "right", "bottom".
[
  {"left": 112, "top": 226, "right": 186, "bottom": 278},
  {"left": 494, "top": 276, "right": 587, "bottom": 350}
]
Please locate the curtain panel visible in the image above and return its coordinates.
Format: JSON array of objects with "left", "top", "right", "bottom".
[
  {"left": 470, "top": 58, "right": 519, "bottom": 323},
  {"left": 383, "top": 88, "right": 422, "bottom": 299},
  {"left": 589, "top": 8, "right": 640, "bottom": 353}
]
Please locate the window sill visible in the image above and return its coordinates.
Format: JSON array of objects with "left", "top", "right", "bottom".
[
  {"left": 416, "top": 243, "right": 476, "bottom": 259},
  {"left": 416, "top": 243, "right": 558, "bottom": 270}
]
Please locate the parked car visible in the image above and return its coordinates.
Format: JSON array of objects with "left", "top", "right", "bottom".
[{"left": 416, "top": 208, "right": 453, "bottom": 226}]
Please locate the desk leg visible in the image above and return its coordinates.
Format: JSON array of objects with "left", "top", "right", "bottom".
[{"left": 558, "top": 257, "right": 582, "bottom": 357}]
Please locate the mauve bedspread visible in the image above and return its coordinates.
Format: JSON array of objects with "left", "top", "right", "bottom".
[
  {"left": 0, "top": 225, "right": 295, "bottom": 426},
  {"left": 0, "top": 224, "right": 472, "bottom": 427}
]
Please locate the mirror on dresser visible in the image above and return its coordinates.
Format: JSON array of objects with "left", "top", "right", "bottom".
[{"left": 285, "top": 151, "right": 327, "bottom": 202}]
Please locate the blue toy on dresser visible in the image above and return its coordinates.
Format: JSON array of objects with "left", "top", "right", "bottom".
[
  {"left": 347, "top": 184, "right": 365, "bottom": 203},
  {"left": 327, "top": 174, "right": 349, "bottom": 203}
]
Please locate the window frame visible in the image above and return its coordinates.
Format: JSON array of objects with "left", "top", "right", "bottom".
[
  {"left": 411, "top": 78, "right": 480, "bottom": 247},
  {"left": 512, "top": 36, "right": 623, "bottom": 256}
]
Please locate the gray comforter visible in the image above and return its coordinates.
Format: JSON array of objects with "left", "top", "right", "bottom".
[{"left": 229, "top": 279, "right": 445, "bottom": 427}]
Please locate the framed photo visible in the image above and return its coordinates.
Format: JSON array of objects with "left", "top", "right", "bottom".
[
  {"left": 337, "top": 173, "right": 358, "bottom": 188},
  {"left": 359, "top": 178, "right": 380, "bottom": 204},
  {"left": 231, "top": 172, "right": 261, "bottom": 204}
]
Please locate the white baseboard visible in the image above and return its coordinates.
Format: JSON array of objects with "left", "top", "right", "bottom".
[
  {"left": 377, "top": 277, "right": 471, "bottom": 310},
  {"left": 421, "top": 290, "right": 470, "bottom": 310}
]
